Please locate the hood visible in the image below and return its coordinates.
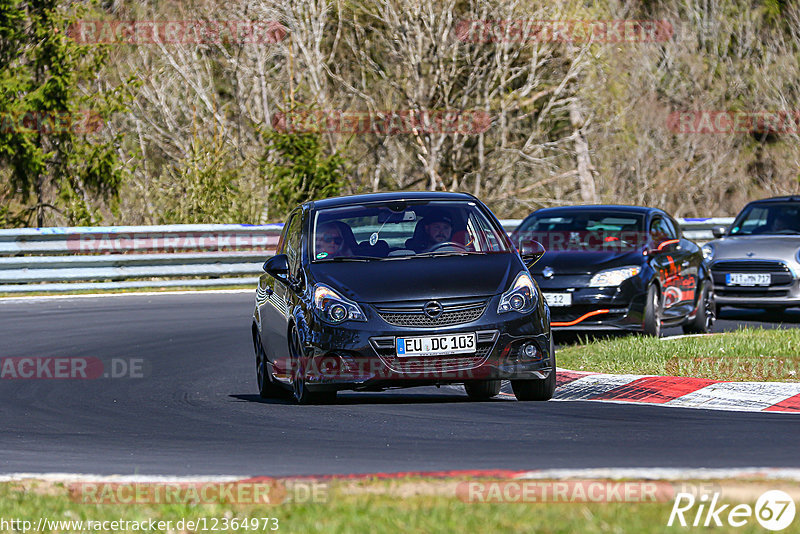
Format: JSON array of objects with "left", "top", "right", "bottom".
[
  {"left": 707, "top": 236, "right": 800, "bottom": 264},
  {"left": 531, "top": 249, "right": 645, "bottom": 275},
  {"left": 308, "top": 253, "right": 521, "bottom": 303}
]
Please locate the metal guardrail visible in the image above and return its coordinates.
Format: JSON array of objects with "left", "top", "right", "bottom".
[
  {"left": 0, "top": 218, "right": 734, "bottom": 293},
  {"left": 675, "top": 217, "right": 735, "bottom": 242}
]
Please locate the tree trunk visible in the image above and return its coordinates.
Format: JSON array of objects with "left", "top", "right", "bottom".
[
  {"left": 35, "top": 175, "right": 44, "bottom": 227},
  {"left": 569, "top": 100, "right": 597, "bottom": 203}
]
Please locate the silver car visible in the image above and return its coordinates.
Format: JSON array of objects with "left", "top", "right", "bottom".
[{"left": 703, "top": 196, "right": 800, "bottom": 312}]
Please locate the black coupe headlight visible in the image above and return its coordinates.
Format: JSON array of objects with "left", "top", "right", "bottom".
[
  {"left": 498, "top": 272, "right": 537, "bottom": 314},
  {"left": 313, "top": 284, "right": 366, "bottom": 324},
  {"left": 588, "top": 266, "right": 641, "bottom": 287}
]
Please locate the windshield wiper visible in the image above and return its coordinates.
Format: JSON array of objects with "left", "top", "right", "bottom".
[
  {"left": 316, "top": 256, "right": 372, "bottom": 262},
  {"left": 414, "top": 251, "right": 473, "bottom": 258}
]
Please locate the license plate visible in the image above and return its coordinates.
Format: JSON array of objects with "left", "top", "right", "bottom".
[
  {"left": 726, "top": 273, "right": 771, "bottom": 286},
  {"left": 396, "top": 333, "right": 476, "bottom": 357},
  {"left": 543, "top": 292, "right": 572, "bottom": 307}
]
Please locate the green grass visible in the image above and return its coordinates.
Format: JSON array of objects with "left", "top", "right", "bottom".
[
  {"left": 558, "top": 327, "right": 800, "bottom": 381},
  {"left": 1, "top": 479, "right": 797, "bottom": 534}
]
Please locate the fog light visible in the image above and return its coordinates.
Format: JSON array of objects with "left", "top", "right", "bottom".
[{"left": 522, "top": 343, "right": 537, "bottom": 358}]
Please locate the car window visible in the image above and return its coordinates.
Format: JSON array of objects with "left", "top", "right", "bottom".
[
  {"left": 284, "top": 212, "right": 303, "bottom": 276},
  {"left": 276, "top": 213, "right": 293, "bottom": 255},
  {"left": 469, "top": 210, "right": 505, "bottom": 252},
  {"left": 661, "top": 217, "right": 679, "bottom": 240},
  {"left": 515, "top": 211, "right": 645, "bottom": 251},
  {"left": 650, "top": 217, "right": 677, "bottom": 243},
  {"left": 310, "top": 200, "right": 509, "bottom": 261},
  {"left": 729, "top": 203, "right": 800, "bottom": 235}
]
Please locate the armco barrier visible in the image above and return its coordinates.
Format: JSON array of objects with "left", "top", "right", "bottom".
[{"left": 0, "top": 218, "right": 733, "bottom": 293}]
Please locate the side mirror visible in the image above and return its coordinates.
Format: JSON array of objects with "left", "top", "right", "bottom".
[
  {"left": 651, "top": 240, "right": 677, "bottom": 255},
  {"left": 519, "top": 240, "right": 546, "bottom": 266},
  {"left": 711, "top": 225, "right": 727, "bottom": 239},
  {"left": 263, "top": 254, "right": 289, "bottom": 277}
]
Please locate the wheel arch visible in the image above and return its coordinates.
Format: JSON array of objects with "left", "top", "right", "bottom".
[{"left": 251, "top": 321, "right": 260, "bottom": 351}]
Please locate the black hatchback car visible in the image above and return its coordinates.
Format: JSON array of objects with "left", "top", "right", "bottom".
[
  {"left": 252, "top": 192, "right": 553, "bottom": 403},
  {"left": 511, "top": 205, "right": 714, "bottom": 337}
]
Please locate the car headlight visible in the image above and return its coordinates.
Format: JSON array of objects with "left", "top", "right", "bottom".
[
  {"left": 588, "top": 266, "right": 641, "bottom": 287},
  {"left": 702, "top": 244, "right": 714, "bottom": 262},
  {"left": 313, "top": 284, "right": 366, "bottom": 323},
  {"left": 498, "top": 272, "right": 537, "bottom": 314}
]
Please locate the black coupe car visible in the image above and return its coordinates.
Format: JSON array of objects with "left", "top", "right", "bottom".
[
  {"left": 511, "top": 205, "right": 714, "bottom": 336},
  {"left": 252, "top": 192, "right": 553, "bottom": 404}
]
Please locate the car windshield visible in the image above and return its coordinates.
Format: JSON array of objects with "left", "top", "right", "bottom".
[
  {"left": 311, "top": 200, "right": 509, "bottom": 261},
  {"left": 729, "top": 203, "right": 800, "bottom": 235},
  {"left": 515, "top": 211, "right": 646, "bottom": 251}
]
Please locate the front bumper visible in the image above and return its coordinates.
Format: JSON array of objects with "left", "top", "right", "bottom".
[
  {"left": 715, "top": 292, "right": 800, "bottom": 308},
  {"left": 535, "top": 274, "right": 648, "bottom": 331},
  {"left": 711, "top": 262, "right": 800, "bottom": 309},
  {"left": 297, "top": 294, "right": 552, "bottom": 392}
]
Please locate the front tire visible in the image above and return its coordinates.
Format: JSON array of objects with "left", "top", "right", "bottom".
[
  {"left": 289, "top": 326, "right": 335, "bottom": 405},
  {"left": 643, "top": 284, "right": 663, "bottom": 337},
  {"left": 254, "top": 329, "right": 286, "bottom": 399},
  {"left": 682, "top": 281, "right": 715, "bottom": 334},
  {"left": 511, "top": 338, "right": 556, "bottom": 401},
  {"left": 464, "top": 380, "right": 501, "bottom": 400}
]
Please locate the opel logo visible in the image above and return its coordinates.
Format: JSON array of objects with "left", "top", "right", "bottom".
[
  {"left": 423, "top": 301, "right": 444, "bottom": 318},
  {"left": 542, "top": 266, "right": 555, "bottom": 279}
]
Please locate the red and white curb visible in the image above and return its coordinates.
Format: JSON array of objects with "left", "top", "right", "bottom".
[{"left": 536, "top": 369, "right": 800, "bottom": 413}]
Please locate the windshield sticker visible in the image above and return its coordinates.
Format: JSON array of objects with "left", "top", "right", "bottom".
[{"left": 316, "top": 252, "right": 329, "bottom": 259}]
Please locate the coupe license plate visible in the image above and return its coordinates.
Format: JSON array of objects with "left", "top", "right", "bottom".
[
  {"left": 726, "top": 273, "right": 771, "bottom": 286},
  {"left": 396, "top": 333, "right": 476, "bottom": 357},
  {"left": 543, "top": 292, "right": 572, "bottom": 307}
]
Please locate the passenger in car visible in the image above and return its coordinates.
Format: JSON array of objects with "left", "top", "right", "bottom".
[{"left": 314, "top": 221, "right": 356, "bottom": 258}]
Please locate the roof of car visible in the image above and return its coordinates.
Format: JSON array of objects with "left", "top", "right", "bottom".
[
  {"left": 746, "top": 195, "right": 800, "bottom": 204},
  {"left": 527, "top": 205, "right": 664, "bottom": 216},
  {"left": 308, "top": 191, "right": 476, "bottom": 210}
]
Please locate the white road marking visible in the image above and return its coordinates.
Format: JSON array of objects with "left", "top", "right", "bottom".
[
  {"left": 0, "top": 473, "right": 241, "bottom": 483},
  {"left": 553, "top": 373, "right": 644, "bottom": 400},
  {"left": 665, "top": 382, "right": 800, "bottom": 412},
  {"left": 514, "top": 467, "right": 800, "bottom": 481},
  {"left": 0, "top": 289, "right": 252, "bottom": 303}
]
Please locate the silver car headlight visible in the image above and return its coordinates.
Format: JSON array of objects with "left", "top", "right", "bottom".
[
  {"left": 313, "top": 284, "right": 366, "bottom": 323},
  {"left": 702, "top": 244, "right": 714, "bottom": 262},
  {"left": 589, "top": 266, "right": 641, "bottom": 288},
  {"left": 498, "top": 272, "right": 537, "bottom": 314}
]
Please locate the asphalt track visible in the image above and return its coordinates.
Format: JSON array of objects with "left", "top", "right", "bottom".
[{"left": 0, "top": 292, "right": 798, "bottom": 476}]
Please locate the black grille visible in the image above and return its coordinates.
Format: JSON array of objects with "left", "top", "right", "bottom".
[
  {"left": 717, "top": 288, "right": 790, "bottom": 297},
  {"left": 711, "top": 260, "right": 790, "bottom": 273},
  {"left": 711, "top": 260, "right": 793, "bottom": 288},
  {"left": 375, "top": 298, "right": 488, "bottom": 328}
]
